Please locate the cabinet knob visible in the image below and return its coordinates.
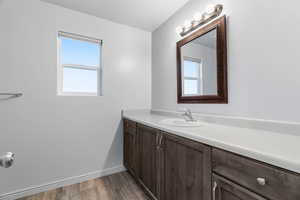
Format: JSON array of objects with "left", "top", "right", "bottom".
[{"left": 256, "top": 177, "right": 266, "bottom": 186}]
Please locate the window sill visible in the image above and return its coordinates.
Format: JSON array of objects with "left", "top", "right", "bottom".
[{"left": 57, "top": 92, "right": 100, "bottom": 97}]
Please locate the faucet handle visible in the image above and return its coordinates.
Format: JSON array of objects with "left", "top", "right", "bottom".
[
  {"left": 179, "top": 108, "right": 195, "bottom": 121},
  {"left": 179, "top": 108, "right": 191, "bottom": 114}
]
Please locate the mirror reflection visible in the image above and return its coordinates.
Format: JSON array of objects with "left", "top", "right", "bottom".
[{"left": 181, "top": 29, "right": 217, "bottom": 96}]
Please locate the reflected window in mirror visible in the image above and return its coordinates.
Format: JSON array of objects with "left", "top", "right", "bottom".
[{"left": 183, "top": 57, "right": 203, "bottom": 96}]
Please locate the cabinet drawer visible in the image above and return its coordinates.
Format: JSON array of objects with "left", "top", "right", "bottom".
[
  {"left": 124, "top": 119, "right": 136, "bottom": 135},
  {"left": 212, "top": 148, "right": 300, "bottom": 200},
  {"left": 213, "top": 173, "right": 267, "bottom": 200}
]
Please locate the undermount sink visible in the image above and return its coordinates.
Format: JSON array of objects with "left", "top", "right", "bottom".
[{"left": 159, "top": 118, "right": 204, "bottom": 127}]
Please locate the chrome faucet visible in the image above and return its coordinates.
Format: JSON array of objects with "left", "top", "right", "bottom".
[{"left": 181, "top": 108, "right": 195, "bottom": 122}]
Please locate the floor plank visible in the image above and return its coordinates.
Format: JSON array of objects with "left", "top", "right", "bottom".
[{"left": 18, "top": 172, "right": 149, "bottom": 200}]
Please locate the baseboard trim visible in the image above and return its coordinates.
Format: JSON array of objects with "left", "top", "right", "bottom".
[{"left": 0, "top": 165, "right": 126, "bottom": 200}]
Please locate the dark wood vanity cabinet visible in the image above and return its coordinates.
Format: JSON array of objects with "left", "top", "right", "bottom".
[
  {"left": 160, "top": 133, "right": 212, "bottom": 200},
  {"left": 212, "top": 148, "right": 300, "bottom": 200},
  {"left": 213, "top": 174, "right": 267, "bottom": 200},
  {"left": 124, "top": 119, "right": 212, "bottom": 200},
  {"left": 137, "top": 124, "right": 160, "bottom": 199},
  {"left": 123, "top": 119, "right": 138, "bottom": 176},
  {"left": 123, "top": 119, "right": 300, "bottom": 200}
]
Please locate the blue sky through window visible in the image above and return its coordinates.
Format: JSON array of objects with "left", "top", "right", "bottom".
[
  {"left": 184, "top": 79, "right": 198, "bottom": 94},
  {"left": 184, "top": 60, "right": 199, "bottom": 77},
  {"left": 63, "top": 67, "right": 97, "bottom": 93},
  {"left": 59, "top": 35, "right": 101, "bottom": 94},
  {"left": 61, "top": 37, "right": 100, "bottom": 67}
]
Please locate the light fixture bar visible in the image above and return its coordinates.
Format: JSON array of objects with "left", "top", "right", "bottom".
[{"left": 178, "top": 4, "right": 223, "bottom": 37}]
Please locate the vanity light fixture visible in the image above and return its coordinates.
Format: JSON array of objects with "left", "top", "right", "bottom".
[
  {"left": 176, "top": 4, "right": 223, "bottom": 37},
  {"left": 205, "top": 4, "right": 217, "bottom": 14},
  {"left": 193, "top": 12, "right": 203, "bottom": 21}
]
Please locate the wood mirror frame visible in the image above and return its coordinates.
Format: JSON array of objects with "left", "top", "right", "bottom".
[{"left": 177, "top": 16, "right": 228, "bottom": 104}]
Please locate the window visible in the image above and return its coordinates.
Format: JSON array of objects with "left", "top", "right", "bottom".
[
  {"left": 182, "top": 57, "right": 203, "bottom": 96},
  {"left": 57, "top": 31, "right": 102, "bottom": 96}
]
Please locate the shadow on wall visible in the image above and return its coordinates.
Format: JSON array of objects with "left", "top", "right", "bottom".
[{"left": 102, "top": 120, "right": 124, "bottom": 170}]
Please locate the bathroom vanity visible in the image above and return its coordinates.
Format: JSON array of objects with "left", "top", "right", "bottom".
[
  {"left": 123, "top": 12, "right": 300, "bottom": 200},
  {"left": 123, "top": 111, "right": 300, "bottom": 200}
]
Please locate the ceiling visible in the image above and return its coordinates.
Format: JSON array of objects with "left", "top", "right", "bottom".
[
  {"left": 192, "top": 29, "right": 217, "bottom": 49},
  {"left": 41, "top": 0, "right": 189, "bottom": 31}
]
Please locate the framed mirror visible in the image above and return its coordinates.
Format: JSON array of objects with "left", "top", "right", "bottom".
[{"left": 177, "top": 16, "right": 227, "bottom": 103}]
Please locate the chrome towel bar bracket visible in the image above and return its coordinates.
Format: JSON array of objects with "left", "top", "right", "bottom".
[{"left": 0, "top": 93, "right": 23, "bottom": 99}]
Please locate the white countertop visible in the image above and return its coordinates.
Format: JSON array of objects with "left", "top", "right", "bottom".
[{"left": 123, "top": 110, "right": 300, "bottom": 174}]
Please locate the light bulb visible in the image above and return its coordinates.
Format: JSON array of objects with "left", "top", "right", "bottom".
[
  {"left": 205, "top": 4, "right": 216, "bottom": 14},
  {"left": 184, "top": 20, "right": 191, "bottom": 30},
  {"left": 176, "top": 26, "right": 183, "bottom": 34},
  {"left": 193, "top": 12, "right": 203, "bottom": 21}
]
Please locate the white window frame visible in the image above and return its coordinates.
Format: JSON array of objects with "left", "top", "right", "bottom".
[
  {"left": 57, "top": 31, "right": 103, "bottom": 96},
  {"left": 182, "top": 57, "right": 203, "bottom": 96}
]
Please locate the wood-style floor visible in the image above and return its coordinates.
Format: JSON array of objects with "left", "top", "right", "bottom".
[{"left": 18, "top": 172, "right": 149, "bottom": 200}]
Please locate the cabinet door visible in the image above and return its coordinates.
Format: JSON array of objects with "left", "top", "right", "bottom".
[
  {"left": 213, "top": 174, "right": 267, "bottom": 200},
  {"left": 138, "top": 124, "right": 159, "bottom": 199},
  {"left": 124, "top": 131, "right": 137, "bottom": 175},
  {"left": 212, "top": 148, "right": 300, "bottom": 200},
  {"left": 161, "top": 133, "right": 212, "bottom": 200}
]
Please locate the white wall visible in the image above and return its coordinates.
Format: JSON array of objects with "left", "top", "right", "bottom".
[
  {"left": 0, "top": 0, "right": 151, "bottom": 196},
  {"left": 152, "top": 0, "right": 300, "bottom": 122}
]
